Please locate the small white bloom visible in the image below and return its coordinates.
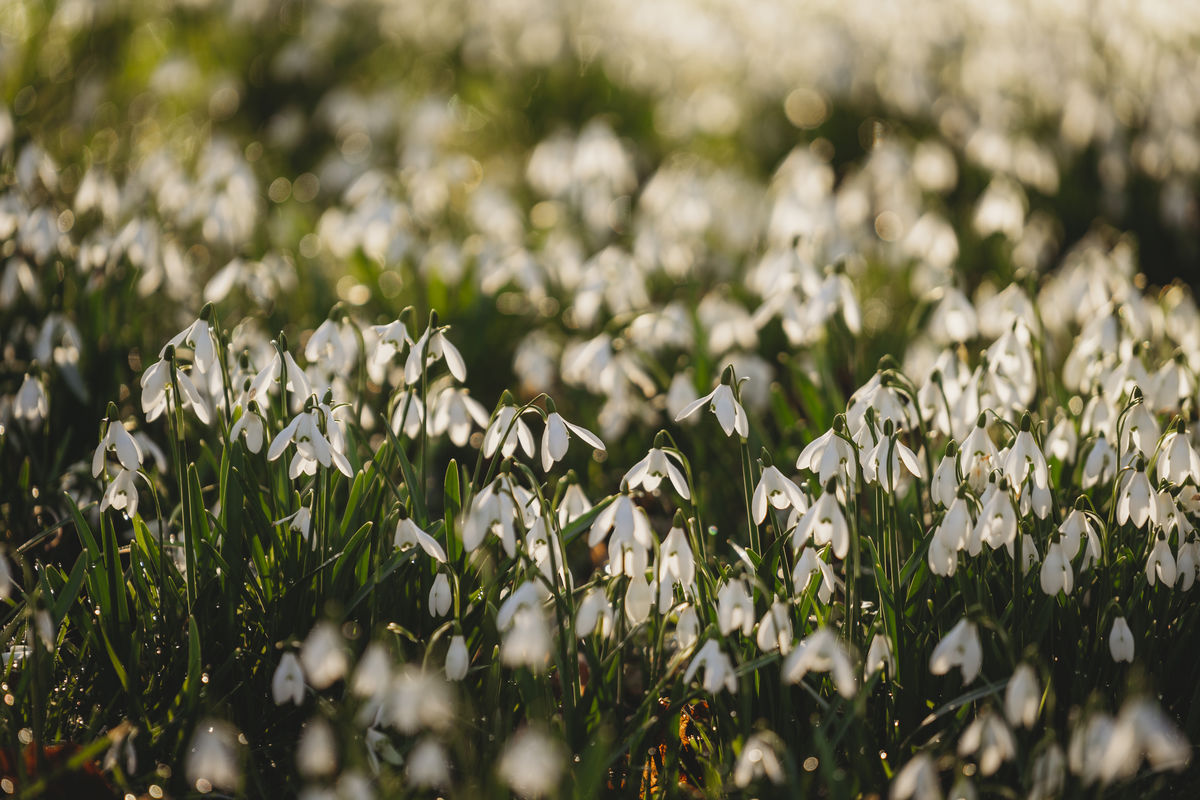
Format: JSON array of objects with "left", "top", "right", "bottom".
[
  {"left": 755, "top": 598, "right": 793, "bottom": 654},
  {"left": 957, "top": 711, "right": 1015, "bottom": 776},
  {"left": 405, "top": 325, "right": 467, "bottom": 385},
  {"left": 428, "top": 573, "right": 452, "bottom": 617},
  {"left": 14, "top": 373, "right": 48, "bottom": 423},
  {"left": 93, "top": 419, "right": 143, "bottom": 477},
  {"left": 674, "top": 380, "right": 749, "bottom": 438},
  {"left": 301, "top": 622, "right": 349, "bottom": 689},
  {"left": 297, "top": 717, "right": 338, "bottom": 779},
  {"left": 272, "top": 653, "right": 306, "bottom": 705},
  {"left": 1040, "top": 541, "right": 1073, "bottom": 596},
  {"left": 674, "top": 604, "right": 700, "bottom": 649},
  {"left": 622, "top": 448, "right": 690, "bottom": 498},
  {"left": 752, "top": 466, "right": 808, "bottom": 524},
  {"left": 394, "top": 517, "right": 446, "bottom": 562},
  {"left": 792, "top": 488, "right": 849, "bottom": 559},
  {"left": 497, "top": 727, "right": 564, "bottom": 799},
  {"left": 1145, "top": 536, "right": 1176, "bottom": 587},
  {"left": 683, "top": 639, "right": 738, "bottom": 694},
  {"left": 1109, "top": 616, "right": 1135, "bottom": 663},
  {"left": 482, "top": 404, "right": 537, "bottom": 459},
  {"left": 350, "top": 644, "right": 391, "bottom": 698},
  {"left": 717, "top": 579, "right": 755, "bottom": 637},
  {"left": 1005, "top": 663, "right": 1040, "bottom": 728},
  {"left": 1116, "top": 462, "right": 1156, "bottom": 529},
  {"left": 733, "top": 732, "right": 785, "bottom": 787},
  {"left": 540, "top": 409, "right": 605, "bottom": 471},
  {"left": 186, "top": 720, "right": 241, "bottom": 793},
  {"left": 890, "top": 753, "right": 940, "bottom": 800},
  {"left": 407, "top": 738, "right": 451, "bottom": 788},
  {"left": 782, "top": 629, "right": 857, "bottom": 698},
  {"left": 445, "top": 635, "right": 470, "bottom": 681},
  {"left": 865, "top": 633, "right": 895, "bottom": 679},
  {"left": 930, "top": 618, "right": 982, "bottom": 684}
]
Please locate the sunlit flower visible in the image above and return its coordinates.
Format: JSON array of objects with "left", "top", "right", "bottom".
[
  {"left": 930, "top": 618, "right": 982, "bottom": 684},
  {"left": 675, "top": 378, "right": 749, "bottom": 438},
  {"left": 782, "top": 628, "right": 857, "bottom": 698},
  {"left": 1004, "top": 663, "right": 1039, "bottom": 728},
  {"left": 497, "top": 727, "right": 564, "bottom": 799},
  {"left": 957, "top": 711, "right": 1015, "bottom": 776},
  {"left": 541, "top": 407, "right": 605, "bottom": 471},
  {"left": 623, "top": 448, "right": 690, "bottom": 498},
  {"left": 445, "top": 635, "right": 470, "bottom": 681},
  {"left": 683, "top": 639, "right": 738, "bottom": 694},
  {"left": 1109, "top": 616, "right": 1134, "bottom": 663},
  {"left": 272, "top": 653, "right": 306, "bottom": 706},
  {"left": 733, "top": 732, "right": 785, "bottom": 787}
]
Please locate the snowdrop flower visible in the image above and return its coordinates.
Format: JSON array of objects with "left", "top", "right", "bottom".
[
  {"left": 957, "top": 711, "right": 1015, "bottom": 776},
  {"left": 305, "top": 317, "right": 357, "bottom": 374},
  {"left": 792, "top": 546, "right": 838, "bottom": 603},
  {"left": 683, "top": 639, "right": 738, "bottom": 694},
  {"left": 752, "top": 465, "right": 807, "bottom": 523},
  {"left": 389, "top": 390, "right": 424, "bottom": 438},
  {"left": 624, "top": 574, "right": 653, "bottom": 624},
  {"left": 733, "top": 732, "right": 785, "bottom": 787},
  {"left": 674, "top": 371, "right": 749, "bottom": 438},
  {"left": 405, "top": 321, "right": 466, "bottom": 385},
  {"left": 164, "top": 317, "right": 219, "bottom": 375},
  {"left": 540, "top": 402, "right": 605, "bottom": 471},
  {"left": 865, "top": 633, "right": 895, "bottom": 679},
  {"left": 301, "top": 622, "right": 349, "bottom": 689},
  {"left": 186, "top": 720, "right": 242, "bottom": 793},
  {"left": 782, "top": 629, "right": 857, "bottom": 698},
  {"left": 14, "top": 372, "right": 48, "bottom": 424},
  {"left": 656, "top": 522, "right": 696, "bottom": 610},
  {"left": 370, "top": 318, "right": 412, "bottom": 375},
  {"left": 101, "top": 467, "right": 143, "bottom": 519},
  {"left": 1040, "top": 540, "right": 1074, "bottom": 595},
  {"left": 497, "top": 727, "right": 564, "bottom": 799},
  {"left": 93, "top": 419, "right": 143, "bottom": 476},
  {"left": 229, "top": 399, "right": 265, "bottom": 453},
  {"left": 1177, "top": 538, "right": 1198, "bottom": 590},
  {"left": 1095, "top": 698, "right": 1191, "bottom": 784},
  {"left": 959, "top": 415, "right": 999, "bottom": 492},
  {"left": 929, "top": 444, "right": 960, "bottom": 508},
  {"left": 588, "top": 493, "right": 654, "bottom": 575},
  {"left": 1156, "top": 421, "right": 1200, "bottom": 487},
  {"left": 248, "top": 345, "right": 310, "bottom": 406},
  {"left": 1028, "top": 743, "right": 1066, "bottom": 800},
  {"left": 791, "top": 484, "right": 849, "bottom": 559},
  {"left": 623, "top": 447, "right": 690, "bottom": 498},
  {"left": 272, "top": 653, "right": 306, "bottom": 706},
  {"left": 1005, "top": 663, "right": 1040, "bottom": 728},
  {"left": 0, "top": 552, "right": 12, "bottom": 601},
  {"left": 274, "top": 407, "right": 353, "bottom": 479},
  {"left": 1044, "top": 415, "right": 1078, "bottom": 462},
  {"left": 755, "top": 598, "right": 793, "bottom": 654},
  {"left": 386, "top": 667, "right": 454, "bottom": 733},
  {"left": 1004, "top": 415, "right": 1051, "bottom": 518},
  {"left": 428, "top": 573, "right": 452, "bottom": 617},
  {"left": 500, "top": 607, "right": 552, "bottom": 672},
  {"left": 796, "top": 419, "right": 858, "bottom": 492},
  {"left": 445, "top": 635, "right": 469, "bottom": 681},
  {"left": 350, "top": 644, "right": 391, "bottom": 698},
  {"left": 141, "top": 355, "right": 212, "bottom": 424},
  {"left": 890, "top": 753, "right": 940, "bottom": 800},
  {"left": 1068, "top": 711, "right": 1115, "bottom": 784},
  {"left": 1116, "top": 458, "right": 1156, "bottom": 529},
  {"left": 1109, "top": 617, "right": 1134, "bottom": 663},
  {"left": 717, "top": 579, "right": 755, "bottom": 637},
  {"left": 1081, "top": 434, "right": 1117, "bottom": 488},
  {"left": 1145, "top": 535, "right": 1176, "bottom": 587},
  {"left": 864, "top": 424, "right": 924, "bottom": 492},
  {"left": 462, "top": 475, "right": 522, "bottom": 556},
  {"left": 575, "top": 588, "right": 615, "bottom": 638},
  {"left": 430, "top": 386, "right": 489, "bottom": 446},
  {"left": 974, "top": 479, "right": 1017, "bottom": 551},
  {"left": 1058, "top": 506, "right": 1101, "bottom": 562},
  {"left": 297, "top": 718, "right": 337, "bottom": 779},
  {"left": 930, "top": 618, "right": 982, "bottom": 684},
  {"left": 482, "top": 403, "right": 536, "bottom": 459},
  {"left": 278, "top": 506, "right": 313, "bottom": 541},
  {"left": 407, "top": 738, "right": 451, "bottom": 789},
  {"left": 674, "top": 605, "right": 700, "bottom": 649},
  {"left": 394, "top": 514, "right": 446, "bottom": 562}
]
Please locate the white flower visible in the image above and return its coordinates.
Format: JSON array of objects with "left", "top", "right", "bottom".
[
  {"left": 1058, "top": 507, "right": 1101, "bottom": 561},
  {"left": 656, "top": 525, "right": 696, "bottom": 610},
  {"left": 791, "top": 487, "right": 849, "bottom": 559},
  {"left": 675, "top": 380, "right": 749, "bottom": 438},
  {"left": 186, "top": 720, "right": 242, "bottom": 793},
  {"left": 959, "top": 416, "right": 999, "bottom": 492},
  {"left": 429, "top": 573, "right": 452, "bottom": 617},
  {"left": 791, "top": 546, "right": 838, "bottom": 603},
  {"left": 370, "top": 319, "right": 412, "bottom": 375},
  {"left": 683, "top": 639, "right": 738, "bottom": 694},
  {"left": 305, "top": 318, "right": 357, "bottom": 373},
  {"left": 1040, "top": 541, "right": 1073, "bottom": 596},
  {"left": 890, "top": 753, "right": 940, "bottom": 800},
  {"left": 1177, "top": 538, "right": 1198, "bottom": 590},
  {"left": 430, "top": 386, "right": 490, "bottom": 446},
  {"left": 1082, "top": 434, "right": 1117, "bottom": 488},
  {"left": 278, "top": 506, "right": 313, "bottom": 541},
  {"left": 588, "top": 493, "right": 654, "bottom": 576},
  {"left": 556, "top": 482, "right": 593, "bottom": 527},
  {"left": 623, "top": 448, "right": 690, "bottom": 498},
  {"left": 865, "top": 633, "right": 894, "bottom": 679},
  {"left": 141, "top": 357, "right": 212, "bottom": 424},
  {"left": 1044, "top": 416, "right": 1078, "bottom": 461},
  {"left": 1156, "top": 423, "right": 1200, "bottom": 486},
  {"left": 462, "top": 475, "right": 523, "bottom": 557},
  {"left": 957, "top": 711, "right": 1015, "bottom": 776},
  {"left": 1004, "top": 663, "right": 1039, "bottom": 728},
  {"left": 394, "top": 517, "right": 446, "bottom": 562},
  {"left": 575, "top": 588, "right": 615, "bottom": 638},
  {"left": 755, "top": 598, "right": 793, "bottom": 654},
  {"left": 930, "top": 449, "right": 960, "bottom": 508},
  {"left": 1116, "top": 461, "right": 1156, "bottom": 529},
  {"left": 301, "top": 622, "right": 349, "bottom": 689},
  {"left": 733, "top": 732, "right": 785, "bottom": 787},
  {"left": 405, "top": 324, "right": 467, "bottom": 385},
  {"left": 350, "top": 644, "right": 391, "bottom": 698},
  {"left": 717, "top": 579, "right": 755, "bottom": 637},
  {"left": 93, "top": 419, "right": 143, "bottom": 476},
  {"left": 541, "top": 409, "right": 605, "bottom": 471},
  {"left": 1145, "top": 536, "right": 1176, "bottom": 587},
  {"left": 674, "top": 605, "right": 700, "bottom": 649},
  {"left": 445, "top": 635, "right": 469, "bottom": 681},
  {"left": 1029, "top": 743, "right": 1065, "bottom": 800},
  {"left": 864, "top": 431, "right": 924, "bottom": 492},
  {"left": 297, "top": 718, "right": 338, "bottom": 779},
  {"left": 497, "top": 727, "right": 564, "bottom": 799},
  {"left": 752, "top": 466, "right": 807, "bottom": 524},
  {"left": 389, "top": 390, "right": 425, "bottom": 438},
  {"left": 482, "top": 404, "right": 536, "bottom": 459},
  {"left": 248, "top": 347, "right": 311, "bottom": 405},
  {"left": 272, "top": 653, "right": 306, "bottom": 705},
  {"left": 101, "top": 467, "right": 143, "bottom": 519},
  {"left": 796, "top": 425, "right": 858, "bottom": 492},
  {"left": 930, "top": 618, "right": 982, "bottom": 684},
  {"left": 229, "top": 400, "right": 265, "bottom": 453},
  {"left": 782, "top": 629, "right": 857, "bottom": 698},
  {"left": 14, "top": 373, "right": 48, "bottom": 423},
  {"left": 1094, "top": 698, "right": 1191, "bottom": 785},
  {"left": 407, "top": 738, "right": 451, "bottom": 788},
  {"left": 1109, "top": 616, "right": 1134, "bottom": 663},
  {"left": 268, "top": 407, "right": 354, "bottom": 479},
  {"left": 164, "top": 318, "right": 218, "bottom": 375}
]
